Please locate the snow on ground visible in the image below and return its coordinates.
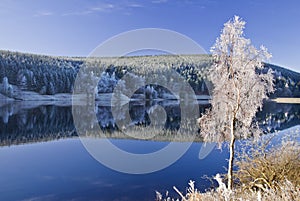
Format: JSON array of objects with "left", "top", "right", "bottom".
[{"left": 272, "top": 98, "right": 300, "bottom": 104}]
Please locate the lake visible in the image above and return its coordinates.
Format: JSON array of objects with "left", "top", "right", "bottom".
[{"left": 0, "top": 100, "right": 299, "bottom": 201}]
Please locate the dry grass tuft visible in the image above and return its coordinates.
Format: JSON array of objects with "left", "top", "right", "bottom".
[
  {"left": 156, "top": 179, "right": 300, "bottom": 201},
  {"left": 234, "top": 139, "right": 300, "bottom": 192},
  {"left": 156, "top": 135, "right": 300, "bottom": 201}
]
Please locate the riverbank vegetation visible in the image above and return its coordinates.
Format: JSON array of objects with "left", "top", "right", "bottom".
[
  {"left": 157, "top": 16, "right": 300, "bottom": 201},
  {"left": 156, "top": 135, "right": 300, "bottom": 201}
]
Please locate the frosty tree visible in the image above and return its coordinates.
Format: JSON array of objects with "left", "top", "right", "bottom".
[
  {"left": 198, "top": 16, "right": 274, "bottom": 190},
  {"left": 0, "top": 77, "right": 13, "bottom": 97}
]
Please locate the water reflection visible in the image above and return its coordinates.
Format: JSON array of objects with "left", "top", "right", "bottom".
[
  {"left": 256, "top": 102, "right": 300, "bottom": 132},
  {"left": 0, "top": 101, "right": 299, "bottom": 146},
  {"left": 0, "top": 138, "right": 229, "bottom": 201},
  {"left": 0, "top": 103, "right": 76, "bottom": 146},
  {"left": 0, "top": 100, "right": 299, "bottom": 201}
]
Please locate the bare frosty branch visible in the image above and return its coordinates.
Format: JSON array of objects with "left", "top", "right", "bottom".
[
  {"left": 199, "top": 16, "right": 274, "bottom": 143},
  {"left": 198, "top": 16, "right": 274, "bottom": 190}
]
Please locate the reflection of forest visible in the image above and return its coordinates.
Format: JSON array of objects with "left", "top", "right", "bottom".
[
  {"left": 0, "top": 101, "right": 299, "bottom": 146},
  {"left": 0, "top": 103, "right": 76, "bottom": 146},
  {"left": 256, "top": 101, "right": 300, "bottom": 133}
]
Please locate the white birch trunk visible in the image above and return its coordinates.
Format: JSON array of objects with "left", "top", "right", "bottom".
[{"left": 228, "top": 117, "right": 235, "bottom": 190}]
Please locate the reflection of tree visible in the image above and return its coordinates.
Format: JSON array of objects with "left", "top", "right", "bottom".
[
  {"left": 0, "top": 102, "right": 298, "bottom": 146},
  {"left": 256, "top": 102, "right": 300, "bottom": 133},
  {"left": 0, "top": 104, "right": 76, "bottom": 146}
]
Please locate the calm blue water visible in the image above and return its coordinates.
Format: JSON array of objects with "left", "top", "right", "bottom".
[
  {"left": 0, "top": 139, "right": 228, "bottom": 201},
  {"left": 0, "top": 101, "right": 299, "bottom": 200}
]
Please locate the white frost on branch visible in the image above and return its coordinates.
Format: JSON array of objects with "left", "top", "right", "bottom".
[{"left": 199, "top": 16, "right": 274, "bottom": 143}]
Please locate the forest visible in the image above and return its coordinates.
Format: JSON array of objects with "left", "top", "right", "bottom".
[{"left": 0, "top": 50, "right": 299, "bottom": 100}]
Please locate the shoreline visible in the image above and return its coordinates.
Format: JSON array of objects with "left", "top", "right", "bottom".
[{"left": 271, "top": 97, "right": 300, "bottom": 104}]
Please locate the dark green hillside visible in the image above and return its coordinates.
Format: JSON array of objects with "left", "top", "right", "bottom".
[
  {"left": 264, "top": 63, "right": 300, "bottom": 97},
  {"left": 0, "top": 50, "right": 81, "bottom": 95},
  {"left": 0, "top": 50, "right": 299, "bottom": 98}
]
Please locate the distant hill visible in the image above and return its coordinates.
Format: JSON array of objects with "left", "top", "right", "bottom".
[
  {"left": 263, "top": 63, "right": 300, "bottom": 98},
  {"left": 0, "top": 50, "right": 299, "bottom": 100}
]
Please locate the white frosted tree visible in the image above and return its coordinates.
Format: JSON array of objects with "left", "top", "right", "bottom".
[
  {"left": 1, "top": 77, "right": 13, "bottom": 97},
  {"left": 198, "top": 16, "right": 274, "bottom": 190}
]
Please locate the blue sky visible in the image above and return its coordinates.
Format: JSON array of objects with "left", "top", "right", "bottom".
[{"left": 0, "top": 0, "right": 299, "bottom": 72}]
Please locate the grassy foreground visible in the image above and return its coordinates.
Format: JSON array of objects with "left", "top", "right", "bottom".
[
  {"left": 156, "top": 179, "right": 299, "bottom": 201},
  {"left": 156, "top": 137, "right": 300, "bottom": 201}
]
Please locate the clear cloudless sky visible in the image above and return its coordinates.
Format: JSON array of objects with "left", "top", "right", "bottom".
[{"left": 0, "top": 0, "right": 299, "bottom": 72}]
